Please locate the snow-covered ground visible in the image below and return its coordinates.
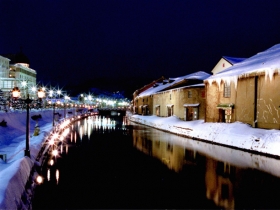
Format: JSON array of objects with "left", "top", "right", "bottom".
[
  {"left": 0, "top": 108, "right": 76, "bottom": 209},
  {"left": 1, "top": 110, "right": 280, "bottom": 209},
  {"left": 128, "top": 114, "right": 280, "bottom": 157}
]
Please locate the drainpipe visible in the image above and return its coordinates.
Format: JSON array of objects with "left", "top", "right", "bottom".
[{"left": 253, "top": 76, "right": 258, "bottom": 128}]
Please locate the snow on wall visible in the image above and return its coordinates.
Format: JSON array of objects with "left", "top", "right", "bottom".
[{"left": 205, "top": 44, "right": 280, "bottom": 90}]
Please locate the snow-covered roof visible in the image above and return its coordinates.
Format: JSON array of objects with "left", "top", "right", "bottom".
[
  {"left": 137, "top": 71, "right": 210, "bottom": 97},
  {"left": 206, "top": 43, "right": 280, "bottom": 88},
  {"left": 223, "top": 56, "right": 246, "bottom": 65}
]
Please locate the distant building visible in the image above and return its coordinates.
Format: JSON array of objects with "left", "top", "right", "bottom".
[
  {"left": 134, "top": 71, "right": 211, "bottom": 121},
  {"left": 0, "top": 55, "right": 10, "bottom": 80},
  {"left": 0, "top": 49, "right": 37, "bottom": 98},
  {"left": 133, "top": 76, "right": 165, "bottom": 114},
  {"left": 204, "top": 43, "right": 280, "bottom": 129}
]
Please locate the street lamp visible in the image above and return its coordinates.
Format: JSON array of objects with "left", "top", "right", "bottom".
[
  {"left": 63, "top": 95, "right": 70, "bottom": 118},
  {"left": 48, "top": 100, "right": 56, "bottom": 127},
  {"left": 12, "top": 87, "right": 20, "bottom": 98},
  {"left": 37, "top": 87, "right": 45, "bottom": 108},
  {"left": 12, "top": 86, "right": 44, "bottom": 157}
]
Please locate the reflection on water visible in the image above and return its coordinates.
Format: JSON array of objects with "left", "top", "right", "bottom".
[
  {"left": 56, "top": 169, "right": 59, "bottom": 185},
  {"left": 34, "top": 116, "right": 280, "bottom": 209},
  {"left": 74, "top": 115, "right": 127, "bottom": 141},
  {"left": 131, "top": 122, "right": 280, "bottom": 209}
]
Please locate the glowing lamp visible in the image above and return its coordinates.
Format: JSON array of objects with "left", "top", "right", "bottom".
[
  {"left": 12, "top": 87, "right": 20, "bottom": 98},
  {"left": 36, "top": 175, "right": 43, "bottom": 184},
  {"left": 37, "top": 88, "right": 45, "bottom": 98},
  {"left": 52, "top": 149, "right": 58, "bottom": 156}
]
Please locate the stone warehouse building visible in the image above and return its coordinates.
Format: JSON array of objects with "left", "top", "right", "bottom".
[
  {"left": 204, "top": 43, "right": 280, "bottom": 129},
  {"left": 133, "top": 71, "right": 210, "bottom": 121}
]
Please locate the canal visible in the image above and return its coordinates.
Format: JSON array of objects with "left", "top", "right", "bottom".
[{"left": 32, "top": 115, "right": 280, "bottom": 209}]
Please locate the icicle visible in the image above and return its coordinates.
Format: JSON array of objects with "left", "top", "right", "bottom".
[
  {"left": 223, "top": 77, "right": 231, "bottom": 86},
  {"left": 231, "top": 75, "right": 238, "bottom": 89},
  {"left": 207, "top": 79, "right": 213, "bottom": 86},
  {"left": 264, "top": 68, "right": 275, "bottom": 82},
  {"left": 215, "top": 78, "right": 221, "bottom": 90}
]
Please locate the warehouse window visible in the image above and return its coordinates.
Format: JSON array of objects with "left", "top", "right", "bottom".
[{"left": 224, "top": 83, "right": 231, "bottom": 98}]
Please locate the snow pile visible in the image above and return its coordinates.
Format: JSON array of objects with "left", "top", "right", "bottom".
[
  {"left": 0, "top": 108, "right": 73, "bottom": 209},
  {"left": 138, "top": 71, "right": 211, "bottom": 97},
  {"left": 129, "top": 114, "right": 280, "bottom": 157},
  {"left": 0, "top": 158, "right": 33, "bottom": 209}
]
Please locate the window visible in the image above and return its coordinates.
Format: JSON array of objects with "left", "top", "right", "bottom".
[
  {"left": 188, "top": 90, "right": 192, "bottom": 98},
  {"left": 224, "top": 83, "right": 231, "bottom": 98}
]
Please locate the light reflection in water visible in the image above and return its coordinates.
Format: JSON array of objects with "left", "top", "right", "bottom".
[
  {"left": 87, "top": 118, "right": 93, "bottom": 139},
  {"left": 79, "top": 127, "right": 83, "bottom": 140},
  {"left": 56, "top": 169, "right": 59, "bottom": 185},
  {"left": 84, "top": 119, "right": 87, "bottom": 134},
  {"left": 47, "top": 169, "right": 50, "bottom": 181},
  {"left": 66, "top": 144, "right": 68, "bottom": 154},
  {"left": 49, "top": 159, "right": 54, "bottom": 166}
]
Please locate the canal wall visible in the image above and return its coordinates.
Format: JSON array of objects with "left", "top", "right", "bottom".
[{"left": 128, "top": 114, "right": 280, "bottom": 159}]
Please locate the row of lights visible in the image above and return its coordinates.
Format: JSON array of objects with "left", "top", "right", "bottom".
[
  {"left": 11, "top": 84, "right": 128, "bottom": 160},
  {"left": 35, "top": 112, "right": 97, "bottom": 184}
]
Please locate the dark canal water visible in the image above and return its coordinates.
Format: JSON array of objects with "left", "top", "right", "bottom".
[{"left": 32, "top": 115, "right": 280, "bottom": 209}]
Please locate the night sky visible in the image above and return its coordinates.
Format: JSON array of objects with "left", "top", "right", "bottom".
[{"left": 1, "top": 0, "right": 280, "bottom": 97}]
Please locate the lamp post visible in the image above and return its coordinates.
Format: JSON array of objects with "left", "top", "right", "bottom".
[
  {"left": 63, "top": 95, "right": 70, "bottom": 118},
  {"left": 48, "top": 100, "right": 56, "bottom": 127},
  {"left": 37, "top": 87, "right": 45, "bottom": 108},
  {"left": 12, "top": 86, "right": 44, "bottom": 157}
]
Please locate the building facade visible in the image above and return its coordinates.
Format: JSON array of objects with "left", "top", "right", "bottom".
[
  {"left": 133, "top": 76, "right": 165, "bottom": 114},
  {"left": 153, "top": 84, "right": 206, "bottom": 120},
  {"left": 0, "top": 50, "right": 37, "bottom": 98},
  {"left": 134, "top": 71, "right": 210, "bottom": 120},
  {"left": 205, "top": 44, "right": 280, "bottom": 129}
]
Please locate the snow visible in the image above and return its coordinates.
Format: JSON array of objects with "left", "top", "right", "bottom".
[
  {"left": 206, "top": 43, "right": 280, "bottom": 88},
  {"left": 0, "top": 108, "right": 76, "bottom": 209},
  {"left": 222, "top": 56, "right": 247, "bottom": 65},
  {"left": 138, "top": 71, "right": 210, "bottom": 97},
  {"left": 128, "top": 114, "right": 280, "bottom": 157},
  {"left": 1, "top": 109, "right": 280, "bottom": 208}
]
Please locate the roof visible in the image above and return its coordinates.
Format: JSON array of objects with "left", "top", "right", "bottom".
[
  {"left": 133, "top": 76, "right": 165, "bottom": 95},
  {"left": 2, "top": 50, "right": 30, "bottom": 65},
  {"left": 206, "top": 43, "right": 280, "bottom": 86},
  {"left": 222, "top": 56, "right": 246, "bottom": 65},
  {"left": 137, "top": 71, "right": 210, "bottom": 97}
]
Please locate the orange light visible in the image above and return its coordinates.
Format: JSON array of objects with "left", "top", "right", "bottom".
[{"left": 12, "top": 87, "right": 20, "bottom": 98}]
